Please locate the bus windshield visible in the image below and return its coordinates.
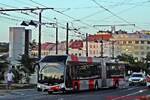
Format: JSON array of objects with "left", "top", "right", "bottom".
[{"left": 40, "top": 63, "right": 64, "bottom": 85}]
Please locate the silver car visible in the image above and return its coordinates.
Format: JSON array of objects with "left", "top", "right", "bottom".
[{"left": 128, "top": 72, "right": 146, "bottom": 86}]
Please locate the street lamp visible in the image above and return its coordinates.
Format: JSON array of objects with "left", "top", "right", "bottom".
[
  {"left": 21, "top": 21, "right": 29, "bottom": 26},
  {"left": 21, "top": 10, "right": 42, "bottom": 59}
]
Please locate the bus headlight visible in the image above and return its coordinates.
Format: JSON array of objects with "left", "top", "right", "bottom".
[{"left": 60, "top": 83, "right": 65, "bottom": 88}]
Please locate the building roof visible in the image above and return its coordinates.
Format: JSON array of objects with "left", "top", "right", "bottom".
[
  {"left": 41, "top": 42, "right": 55, "bottom": 50},
  {"left": 69, "top": 40, "right": 83, "bottom": 49},
  {"left": 88, "top": 34, "right": 112, "bottom": 41}
]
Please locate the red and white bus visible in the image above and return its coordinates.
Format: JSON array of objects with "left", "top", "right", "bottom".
[{"left": 36, "top": 55, "right": 126, "bottom": 94}]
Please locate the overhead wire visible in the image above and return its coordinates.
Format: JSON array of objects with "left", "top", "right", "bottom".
[
  {"left": 91, "top": 0, "right": 145, "bottom": 30},
  {"left": 79, "top": 1, "right": 126, "bottom": 21},
  {"left": 91, "top": 0, "right": 133, "bottom": 24},
  {"left": 28, "top": 0, "right": 99, "bottom": 31}
]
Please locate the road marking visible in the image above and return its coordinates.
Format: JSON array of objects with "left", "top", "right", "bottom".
[
  {"left": 111, "top": 89, "right": 147, "bottom": 100},
  {"left": 57, "top": 98, "right": 64, "bottom": 100},
  {"left": 127, "top": 87, "right": 138, "bottom": 91}
]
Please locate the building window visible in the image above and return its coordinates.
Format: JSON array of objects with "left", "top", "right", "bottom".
[
  {"left": 97, "top": 50, "right": 99, "bottom": 54},
  {"left": 141, "top": 40, "right": 144, "bottom": 44},
  {"left": 79, "top": 53, "right": 81, "bottom": 56},
  {"left": 147, "top": 41, "right": 150, "bottom": 44},
  {"left": 93, "top": 50, "right": 95, "bottom": 54},
  {"left": 135, "top": 52, "right": 139, "bottom": 55},
  {"left": 128, "top": 41, "right": 132, "bottom": 44},
  {"left": 93, "top": 45, "right": 95, "bottom": 48},
  {"left": 90, "top": 45, "right": 92, "bottom": 48},
  {"left": 90, "top": 50, "right": 92, "bottom": 54},
  {"left": 135, "top": 41, "right": 139, "bottom": 44},
  {"left": 123, "top": 41, "right": 126, "bottom": 44},
  {"left": 134, "top": 46, "right": 138, "bottom": 49},
  {"left": 140, "top": 46, "right": 144, "bottom": 49},
  {"left": 147, "top": 46, "right": 150, "bottom": 50},
  {"left": 141, "top": 52, "right": 145, "bottom": 55}
]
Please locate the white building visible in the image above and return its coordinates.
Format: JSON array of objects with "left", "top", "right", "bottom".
[{"left": 9, "top": 27, "right": 32, "bottom": 65}]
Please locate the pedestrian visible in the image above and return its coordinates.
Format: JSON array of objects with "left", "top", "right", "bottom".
[{"left": 6, "top": 70, "right": 14, "bottom": 90}]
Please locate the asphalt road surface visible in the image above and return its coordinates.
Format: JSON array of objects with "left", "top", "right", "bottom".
[{"left": 0, "top": 86, "right": 149, "bottom": 100}]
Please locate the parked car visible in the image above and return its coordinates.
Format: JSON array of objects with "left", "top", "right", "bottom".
[
  {"left": 128, "top": 72, "right": 146, "bottom": 86},
  {"left": 146, "top": 75, "right": 150, "bottom": 88}
]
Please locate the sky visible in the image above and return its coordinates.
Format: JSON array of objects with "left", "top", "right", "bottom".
[{"left": 0, "top": 0, "right": 150, "bottom": 43}]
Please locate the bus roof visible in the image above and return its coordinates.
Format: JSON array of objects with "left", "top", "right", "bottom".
[
  {"left": 40, "top": 55, "right": 68, "bottom": 63},
  {"left": 39, "top": 55, "right": 127, "bottom": 64}
]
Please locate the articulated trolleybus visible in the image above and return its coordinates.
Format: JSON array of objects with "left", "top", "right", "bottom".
[{"left": 36, "top": 55, "right": 126, "bottom": 94}]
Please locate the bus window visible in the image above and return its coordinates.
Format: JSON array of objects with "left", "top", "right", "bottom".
[
  {"left": 106, "top": 63, "right": 125, "bottom": 78},
  {"left": 67, "top": 62, "right": 101, "bottom": 80},
  {"left": 40, "top": 63, "right": 65, "bottom": 85}
]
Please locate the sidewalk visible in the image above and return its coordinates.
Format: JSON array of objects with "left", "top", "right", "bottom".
[{"left": 0, "top": 84, "right": 36, "bottom": 96}]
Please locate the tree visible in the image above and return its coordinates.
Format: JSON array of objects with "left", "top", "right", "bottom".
[
  {"left": 29, "top": 39, "right": 37, "bottom": 50},
  {"left": 18, "top": 54, "right": 36, "bottom": 74},
  {"left": 17, "top": 54, "right": 37, "bottom": 83},
  {"left": 117, "top": 53, "right": 135, "bottom": 64},
  {"left": 117, "top": 53, "right": 149, "bottom": 73},
  {"left": 0, "top": 54, "right": 9, "bottom": 81},
  {"left": 145, "top": 52, "right": 150, "bottom": 74}
]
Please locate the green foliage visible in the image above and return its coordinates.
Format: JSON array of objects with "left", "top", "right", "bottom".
[
  {"left": 29, "top": 39, "right": 37, "bottom": 50},
  {"left": 116, "top": 53, "right": 147, "bottom": 72},
  {"left": 0, "top": 43, "right": 9, "bottom": 53},
  {"left": 11, "top": 68, "right": 22, "bottom": 83},
  {"left": 117, "top": 53, "right": 135, "bottom": 64},
  {"left": 0, "top": 54, "right": 9, "bottom": 80},
  {"left": 17, "top": 54, "right": 36, "bottom": 75}
]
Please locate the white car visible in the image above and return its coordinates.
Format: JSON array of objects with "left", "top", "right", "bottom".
[
  {"left": 128, "top": 72, "right": 146, "bottom": 86},
  {"left": 146, "top": 75, "right": 150, "bottom": 88}
]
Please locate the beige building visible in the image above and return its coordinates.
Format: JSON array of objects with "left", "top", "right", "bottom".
[
  {"left": 111, "top": 32, "right": 150, "bottom": 60},
  {"left": 31, "top": 31, "right": 150, "bottom": 61}
]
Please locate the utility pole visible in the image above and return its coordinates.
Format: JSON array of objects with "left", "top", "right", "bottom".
[
  {"left": 38, "top": 11, "right": 42, "bottom": 59},
  {"left": 66, "top": 23, "right": 69, "bottom": 55},
  {"left": 56, "top": 26, "right": 58, "bottom": 54},
  {"left": 54, "top": 18, "right": 58, "bottom": 54},
  {"left": 112, "top": 41, "right": 115, "bottom": 59},
  {"left": 86, "top": 33, "right": 88, "bottom": 57},
  {"left": 100, "top": 40, "right": 103, "bottom": 57}
]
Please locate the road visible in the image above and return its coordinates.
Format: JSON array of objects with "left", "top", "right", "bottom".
[{"left": 0, "top": 86, "right": 149, "bottom": 100}]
